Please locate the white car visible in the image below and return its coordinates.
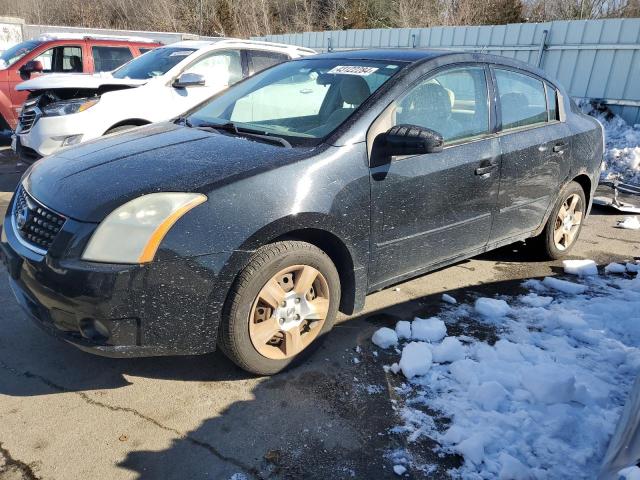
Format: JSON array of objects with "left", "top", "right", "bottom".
[{"left": 12, "top": 39, "right": 315, "bottom": 162}]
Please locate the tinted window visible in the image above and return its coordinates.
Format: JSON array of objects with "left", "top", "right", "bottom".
[
  {"left": 546, "top": 83, "right": 558, "bottom": 121},
  {"left": 495, "top": 69, "right": 547, "bottom": 130},
  {"left": 113, "top": 47, "right": 196, "bottom": 79},
  {"left": 92, "top": 46, "right": 133, "bottom": 72},
  {"left": 249, "top": 50, "right": 289, "bottom": 74},
  {"left": 139, "top": 48, "right": 153, "bottom": 54},
  {"left": 184, "top": 50, "right": 242, "bottom": 87},
  {"left": 33, "top": 48, "right": 54, "bottom": 72},
  {"left": 396, "top": 66, "right": 489, "bottom": 143}
]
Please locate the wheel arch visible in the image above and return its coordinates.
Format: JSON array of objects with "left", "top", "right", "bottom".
[
  {"left": 272, "top": 228, "right": 359, "bottom": 315},
  {"left": 103, "top": 118, "right": 151, "bottom": 135},
  {"left": 572, "top": 173, "right": 592, "bottom": 208}
]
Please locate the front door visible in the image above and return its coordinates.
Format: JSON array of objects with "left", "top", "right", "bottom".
[{"left": 369, "top": 65, "right": 501, "bottom": 288}]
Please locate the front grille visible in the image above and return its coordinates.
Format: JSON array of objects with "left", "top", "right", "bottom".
[
  {"left": 12, "top": 186, "right": 66, "bottom": 253},
  {"left": 17, "top": 97, "right": 41, "bottom": 134},
  {"left": 17, "top": 108, "right": 39, "bottom": 134}
]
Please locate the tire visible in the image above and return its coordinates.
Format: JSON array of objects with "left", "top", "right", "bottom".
[
  {"left": 219, "top": 241, "right": 341, "bottom": 375},
  {"left": 533, "top": 181, "right": 586, "bottom": 259},
  {"left": 105, "top": 124, "right": 140, "bottom": 135}
]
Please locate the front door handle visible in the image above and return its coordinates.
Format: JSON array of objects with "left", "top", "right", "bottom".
[{"left": 475, "top": 159, "right": 498, "bottom": 176}]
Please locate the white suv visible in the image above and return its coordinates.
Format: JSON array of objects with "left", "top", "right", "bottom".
[{"left": 12, "top": 39, "right": 315, "bottom": 163}]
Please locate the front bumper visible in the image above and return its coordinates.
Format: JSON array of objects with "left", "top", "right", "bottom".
[
  {"left": 0, "top": 193, "right": 229, "bottom": 357},
  {"left": 13, "top": 110, "right": 101, "bottom": 160}
]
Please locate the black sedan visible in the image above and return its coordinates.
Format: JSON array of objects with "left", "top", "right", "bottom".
[{"left": 1, "top": 49, "right": 603, "bottom": 375}]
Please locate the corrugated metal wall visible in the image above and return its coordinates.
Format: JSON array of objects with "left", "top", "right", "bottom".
[{"left": 254, "top": 19, "right": 640, "bottom": 125}]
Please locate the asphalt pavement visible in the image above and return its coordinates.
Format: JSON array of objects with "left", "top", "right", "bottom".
[{"left": 0, "top": 144, "right": 638, "bottom": 479}]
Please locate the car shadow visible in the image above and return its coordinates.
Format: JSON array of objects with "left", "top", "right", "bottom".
[{"left": 1, "top": 269, "right": 557, "bottom": 478}]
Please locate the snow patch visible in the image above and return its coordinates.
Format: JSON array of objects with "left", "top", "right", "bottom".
[
  {"left": 395, "top": 320, "right": 411, "bottom": 340},
  {"left": 475, "top": 297, "right": 511, "bottom": 317},
  {"left": 563, "top": 259, "right": 598, "bottom": 276},
  {"left": 542, "top": 276, "right": 587, "bottom": 295},
  {"left": 372, "top": 327, "right": 398, "bottom": 349},
  {"left": 431, "top": 336, "right": 465, "bottom": 364},
  {"left": 606, "top": 262, "right": 627, "bottom": 274},
  {"left": 411, "top": 317, "right": 447, "bottom": 342},
  {"left": 442, "top": 293, "right": 457, "bottom": 304},
  {"left": 399, "top": 342, "right": 432, "bottom": 379},
  {"left": 618, "top": 216, "right": 640, "bottom": 230}
]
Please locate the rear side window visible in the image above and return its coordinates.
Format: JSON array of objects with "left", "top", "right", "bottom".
[
  {"left": 92, "top": 46, "right": 134, "bottom": 72},
  {"left": 248, "top": 50, "right": 289, "bottom": 74},
  {"left": 495, "top": 69, "right": 547, "bottom": 130}
]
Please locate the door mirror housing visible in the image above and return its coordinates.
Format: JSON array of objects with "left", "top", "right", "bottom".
[
  {"left": 173, "top": 72, "right": 206, "bottom": 88},
  {"left": 19, "top": 60, "right": 44, "bottom": 79},
  {"left": 371, "top": 125, "right": 444, "bottom": 167}
]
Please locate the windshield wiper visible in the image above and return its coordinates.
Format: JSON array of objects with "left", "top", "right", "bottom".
[
  {"left": 195, "top": 121, "right": 292, "bottom": 148},
  {"left": 175, "top": 116, "right": 193, "bottom": 127}
]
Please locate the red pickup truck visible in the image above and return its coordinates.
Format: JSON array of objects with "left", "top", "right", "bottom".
[{"left": 0, "top": 34, "right": 161, "bottom": 131}]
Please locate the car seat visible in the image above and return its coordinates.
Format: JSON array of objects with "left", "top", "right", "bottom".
[{"left": 69, "top": 55, "right": 82, "bottom": 73}]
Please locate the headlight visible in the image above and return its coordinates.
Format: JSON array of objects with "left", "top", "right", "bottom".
[
  {"left": 42, "top": 97, "right": 99, "bottom": 117},
  {"left": 82, "top": 192, "right": 207, "bottom": 264}
]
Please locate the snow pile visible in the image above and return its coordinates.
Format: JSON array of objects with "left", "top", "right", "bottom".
[
  {"left": 373, "top": 269, "right": 640, "bottom": 478},
  {"left": 618, "top": 216, "right": 640, "bottom": 230},
  {"left": 563, "top": 259, "right": 598, "bottom": 276},
  {"left": 584, "top": 103, "right": 640, "bottom": 184}
]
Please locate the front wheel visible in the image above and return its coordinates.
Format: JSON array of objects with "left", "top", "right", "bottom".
[
  {"left": 219, "top": 241, "right": 340, "bottom": 375},
  {"left": 533, "top": 181, "right": 586, "bottom": 259}
]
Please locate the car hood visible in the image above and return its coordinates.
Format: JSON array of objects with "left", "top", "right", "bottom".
[
  {"left": 24, "top": 122, "right": 314, "bottom": 223},
  {"left": 16, "top": 73, "right": 146, "bottom": 92}
]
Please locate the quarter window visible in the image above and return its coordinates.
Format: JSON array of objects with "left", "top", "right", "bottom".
[
  {"left": 396, "top": 66, "right": 490, "bottom": 143},
  {"left": 495, "top": 69, "right": 547, "bottom": 130},
  {"left": 92, "top": 46, "right": 133, "bottom": 72},
  {"left": 184, "top": 50, "right": 243, "bottom": 87}
]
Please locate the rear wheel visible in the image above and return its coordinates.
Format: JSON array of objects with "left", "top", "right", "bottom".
[
  {"left": 219, "top": 241, "right": 340, "bottom": 375},
  {"left": 533, "top": 181, "right": 586, "bottom": 259}
]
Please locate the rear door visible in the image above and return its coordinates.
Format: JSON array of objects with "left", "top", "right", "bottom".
[
  {"left": 369, "top": 64, "right": 501, "bottom": 287},
  {"left": 489, "top": 67, "right": 571, "bottom": 242}
]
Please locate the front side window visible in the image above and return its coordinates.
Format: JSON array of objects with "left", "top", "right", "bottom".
[
  {"left": 495, "top": 69, "right": 548, "bottom": 130},
  {"left": 188, "top": 59, "right": 404, "bottom": 146},
  {"left": 112, "top": 47, "right": 196, "bottom": 79},
  {"left": 249, "top": 50, "right": 289, "bottom": 74},
  {"left": 396, "top": 66, "right": 489, "bottom": 143},
  {"left": 33, "top": 46, "right": 82, "bottom": 73},
  {"left": 183, "top": 50, "right": 243, "bottom": 87},
  {"left": 0, "top": 40, "right": 42, "bottom": 69},
  {"left": 92, "top": 46, "right": 133, "bottom": 72}
]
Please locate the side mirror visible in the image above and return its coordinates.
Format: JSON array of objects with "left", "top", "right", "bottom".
[
  {"left": 371, "top": 124, "right": 444, "bottom": 168},
  {"left": 19, "top": 60, "right": 44, "bottom": 79},
  {"left": 173, "top": 72, "right": 206, "bottom": 88}
]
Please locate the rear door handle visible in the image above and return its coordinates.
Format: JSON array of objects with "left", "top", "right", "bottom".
[
  {"left": 475, "top": 159, "right": 498, "bottom": 176},
  {"left": 552, "top": 143, "right": 566, "bottom": 153}
]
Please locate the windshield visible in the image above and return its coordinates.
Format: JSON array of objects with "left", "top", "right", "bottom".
[
  {"left": 0, "top": 40, "right": 42, "bottom": 69},
  {"left": 112, "top": 47, "right": 196, "bottom": 79},
  {"left": 187, "top": 58, "right": 404, "bottom": 146}
]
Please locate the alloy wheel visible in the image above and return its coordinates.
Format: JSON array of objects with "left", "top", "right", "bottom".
[{"left": 553, "top": 193, "right": 583, "bottom": 251}]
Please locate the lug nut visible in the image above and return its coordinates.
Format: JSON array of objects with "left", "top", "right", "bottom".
[
  {"left": 294, "top": 298, "right": 301, "bottom": 304},
  {"left": 295, "top": 314, "right": 300, "bottom": 320},
  {"left": 279, "top": 318, "right": 285, "bottom": 325},
  {"left": 281, "top": 300, "right": 286, "bottom": 307}
]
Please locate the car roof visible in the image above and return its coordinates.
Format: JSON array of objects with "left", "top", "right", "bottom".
[
  {"left": 164, "top": 39, "right": 315, "bottom": 55},
  {"left": 309, "top": 48, "right": 456, "bottom": 63}
]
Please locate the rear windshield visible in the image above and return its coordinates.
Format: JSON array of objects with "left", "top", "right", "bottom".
[
  {"left": 188, "top": 58, "right": 404, "bottom": 146},
  {"left": 112, "top": 47, "right": 196, "bottom": 79},
  {"left": 0, "top": 40, "right": 43, "bottom": 69}
]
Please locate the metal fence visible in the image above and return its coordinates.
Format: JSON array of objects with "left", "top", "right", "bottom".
[{"left": 254, "top": 18, "right": 640, "bottom": 125}]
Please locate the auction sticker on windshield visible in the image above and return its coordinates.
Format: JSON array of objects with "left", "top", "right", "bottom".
[{"left": 327, "top": 65, "right": 379, "bottom": 76}]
